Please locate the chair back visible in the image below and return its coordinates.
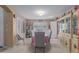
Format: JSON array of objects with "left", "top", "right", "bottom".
[{"left": 35, "top": 32, "right": 45, "bottom": 47}]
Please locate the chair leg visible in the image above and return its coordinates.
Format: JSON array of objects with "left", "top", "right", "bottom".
[
  {"left": 35, "top": 47, "right": 45, "bottom": 53},
  {"left": 23, "top": 39, "right": 25, "bottom": 45},
  {"left": 43, "top": 48, "right": 45, "bottom": 53},
  {"left": 35, "top": 47, "right": 36, "bottom": 53}
]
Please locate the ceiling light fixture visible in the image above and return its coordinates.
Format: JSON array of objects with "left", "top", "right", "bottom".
[{"left": 36, "top": 10, "right": 46, "bottom": 16}]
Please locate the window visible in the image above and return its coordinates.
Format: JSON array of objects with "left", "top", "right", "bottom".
[
  {"left": 59, "top": 19, "right": 65, "bottom": 33},
  {"left": 33, "top": 22, "right": 48, "bottom": 31},
  {"left": 66, "top": 17, "right": 70, "bottom": 34},
  {"left": 73, "top": 15, "right": 77, "bottom": 35}
]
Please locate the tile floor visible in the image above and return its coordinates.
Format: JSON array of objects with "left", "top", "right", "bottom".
[{"left": 0, "top": 38, "right": 69, "bottom": 53}]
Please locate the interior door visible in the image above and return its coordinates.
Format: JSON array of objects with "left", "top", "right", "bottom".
[{"left": 50, "top": 21, "right": 57, "bottom": 39}]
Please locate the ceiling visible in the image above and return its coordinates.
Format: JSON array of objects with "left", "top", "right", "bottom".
[{"left": 8, "top": 5, "right": 74, "bottom": 20}]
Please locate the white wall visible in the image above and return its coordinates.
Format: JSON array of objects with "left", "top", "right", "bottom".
[
  {"left": 50, "top": 21, "right": 57, "bottom": 39},
  {"left": 0, "top": 7, "right": 4, "bottom": 47}
]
